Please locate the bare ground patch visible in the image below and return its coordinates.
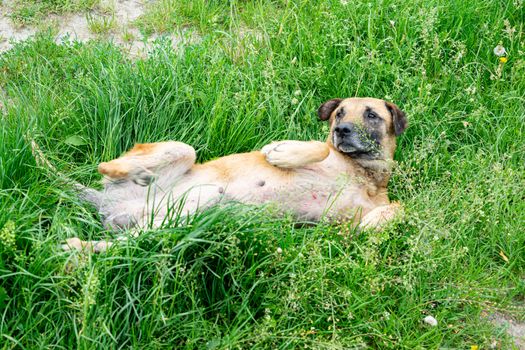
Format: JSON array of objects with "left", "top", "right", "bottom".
[
  {"left": 0, "top": 0, "right": 191, "bottom": 58},
  {"left": 487, "top": 311, "right": 525, "bottom": 349}
]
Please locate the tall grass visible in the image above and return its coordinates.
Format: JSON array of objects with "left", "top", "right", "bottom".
[{"left": 0, "top": 0, "right": 524, "bottom": 348}]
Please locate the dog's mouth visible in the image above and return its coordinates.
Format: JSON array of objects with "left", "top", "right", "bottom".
[
  {"left": 333, "top": 132, "right": 381, "bottom": 159},
  {"left": 335, "top": 141, "right": 358, "bottom": 154}
]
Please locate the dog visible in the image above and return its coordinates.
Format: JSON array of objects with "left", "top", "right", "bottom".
[{"left": 64, "top": 97, "right": 407, "bottom": 252}]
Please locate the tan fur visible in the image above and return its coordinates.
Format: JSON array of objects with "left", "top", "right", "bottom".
[
  {"left": 126, "top": 143, "right": 160, "bottom": 155},
  {"left": 98, "top": 143, "right": 162, "bottom": 178},
  {"left": 98, "top": 141, "right": 195, "bottom": 180},
  {"left": 65, "top": 98, "right": 406, "bottom": 253}
]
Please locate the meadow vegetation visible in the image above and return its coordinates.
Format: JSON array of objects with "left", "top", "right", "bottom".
[
  {"left": 0, "top": 0, "right": 524, "bottom": 348},
  {"left": 8, "top": 0, "right": 99, "bottom": 25}
]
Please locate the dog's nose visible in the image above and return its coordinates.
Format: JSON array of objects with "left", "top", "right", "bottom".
[{"left": 334, "top": 123, "right": 353, "bottom": 135}]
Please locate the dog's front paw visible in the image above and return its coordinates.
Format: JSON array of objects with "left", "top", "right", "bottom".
[{"left": 261, "top": 142, "right": 302, "bottom": 168}]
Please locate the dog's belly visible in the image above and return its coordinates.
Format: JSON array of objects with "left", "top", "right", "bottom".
[
  {"left": 159, "top": 166, "right": 377, "bottom": 223},
  {"left": 246, "top": 177, "right": 376, "bottom": 222}
]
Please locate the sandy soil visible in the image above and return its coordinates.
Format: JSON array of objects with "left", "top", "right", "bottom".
[
  {"left": 488, "top": 311, "right": 525, "bottom": 349},
  {"left": 0, "top": 0, "right": 184, "bottom": 58}
]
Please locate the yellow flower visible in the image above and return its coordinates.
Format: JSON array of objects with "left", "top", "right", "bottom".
[
  {"left": 471, "top": 345, "right": 479, "bottom": 350},
  {"left": 499, "top": 56, "right": 508, "bottom": 63}
]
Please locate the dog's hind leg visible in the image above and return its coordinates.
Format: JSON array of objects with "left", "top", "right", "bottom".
[{"left": 98, "top": 141, "right": 196, "bottom": 186}]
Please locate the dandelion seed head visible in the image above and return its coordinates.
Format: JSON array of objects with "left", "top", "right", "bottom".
[
  {"left": 423, "top": 315, "right": 438, "bottom": 326},
  {"left": 493, "top": 44, "right": 506, "bottom": 57}
]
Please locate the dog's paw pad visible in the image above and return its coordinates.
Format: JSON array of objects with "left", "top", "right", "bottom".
[
  {"left": 131, "top": 169, "right": 156, "bottom": 186},
  {"left": 261, "top": 143, "right": 276, "bottom": 156}
]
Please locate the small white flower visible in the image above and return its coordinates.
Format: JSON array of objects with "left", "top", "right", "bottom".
[
  {"left": 291, "top": 56, "right": 297, "bottom": 64},
  {"left": 423, "top": 315, "right": 438, "bottom": 326},
  {"left": 293, "top": 89, "right": 302, "bottom": 96},
  {"left": 340, "top": 0, "right": 348, "bottom": 5},
  {"left": 276, "top": 247, "right": 283, "bottom": 254},
  {"left": 493, "top": 44, "right": 506, "bottom": 57},
  {"left": 466, "top": 85, "right": 476, "bottom": 95},
  {"left": 389, "top": 20, "right": 395, "bottom": 27},
  {"left": 291, "top": 98, "right": 299, "bottom": 105}
]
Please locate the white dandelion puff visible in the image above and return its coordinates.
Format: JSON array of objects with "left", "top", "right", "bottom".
[
  {"left": 493, "top": 44, "right": 506, "bottom": 57},
  {"left": 423, "top": 315, "right": 438, "bottom": 327}
]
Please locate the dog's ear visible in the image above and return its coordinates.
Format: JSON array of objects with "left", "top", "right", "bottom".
[
  {"left": 317, "top": 98, "right": 343, "bottom": 121},
  {"left": 385, "top": 102, "right": 408, "bottom": 136}
]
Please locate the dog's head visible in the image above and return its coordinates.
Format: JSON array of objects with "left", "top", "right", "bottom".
[{"left": 318, "top": 97, "right": 407, "bottom": 160}]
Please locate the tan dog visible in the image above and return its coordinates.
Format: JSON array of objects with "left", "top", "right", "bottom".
[{"left": 65, "top": 97, "right": 407, "bottom": 252}]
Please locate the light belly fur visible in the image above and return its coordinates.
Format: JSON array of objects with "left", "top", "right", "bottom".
[{"left": 98, "top": 150, "right": 383, "bottom": 229}]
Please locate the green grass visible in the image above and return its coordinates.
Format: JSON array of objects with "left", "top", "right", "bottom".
[
  {"left": 1, "top": 0, "right": 524, "bottom": 348},
  {"left": 86, "top": 13, "right": 117, "bottom": 35},
  {"left": 9, "top": 0, "right": 99, "bottom": 25},
  {"left": 135, "top": 0, "right": 284, "bottom": 35}
]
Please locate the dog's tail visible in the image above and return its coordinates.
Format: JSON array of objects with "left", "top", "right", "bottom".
[{"left": 28, "top": 137, "right": 103, "bottom": 209}]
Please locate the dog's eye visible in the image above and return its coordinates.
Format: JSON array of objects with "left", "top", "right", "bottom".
[{"left": 366, "top": 111, "right": 378, "bottom": 120}]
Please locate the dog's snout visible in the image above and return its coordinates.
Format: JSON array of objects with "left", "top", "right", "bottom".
[{"left": 334, "top": 123, "right": 353, "bottom": 135}]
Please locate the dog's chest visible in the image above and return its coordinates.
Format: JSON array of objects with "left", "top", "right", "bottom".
[{"left": 286, "top": 168, "right": 374, "bottom": 220}]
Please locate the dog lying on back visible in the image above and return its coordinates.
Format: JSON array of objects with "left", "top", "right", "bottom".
[{"left": 65, "top": 97, "right": 407, "bottom": 252}]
